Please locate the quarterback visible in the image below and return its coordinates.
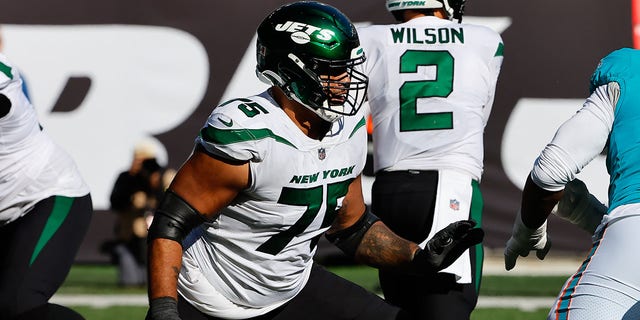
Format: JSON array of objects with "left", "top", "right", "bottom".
[
  {"left": 146, "top": 2, "right": 483, "bottom": 320},
  {"left": 357, "top": 0, "right": 503, "bottom": 319}
]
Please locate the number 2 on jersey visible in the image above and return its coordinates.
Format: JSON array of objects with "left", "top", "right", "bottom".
[{"left": 399, "top": 50, "right": 454, "bottom": 131}]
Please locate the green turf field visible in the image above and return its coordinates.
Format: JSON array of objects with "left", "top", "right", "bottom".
[{"left": 59, "top": 264, "right": 564, "bottom": 319}]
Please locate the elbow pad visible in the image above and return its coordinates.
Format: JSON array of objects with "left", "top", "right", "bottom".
[
  {"left": 147, "top": 190, "right": 206, "bottom": 245},
  {"left": 325, "top": 211, "right": 380, "bottom": 257}
]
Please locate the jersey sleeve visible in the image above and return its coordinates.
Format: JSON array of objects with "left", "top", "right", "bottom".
[
  {"left": 196, "top": 101, "right": 266, "bottom": 163},
  {"left": 589, "top": 48, "right": 630, "bottom": 94},
  {"left": 531, "top": 84, "right": 616, "bottom": 191},
  {"left": 480, "top": 29, "right": 505, "bottom": 122},
  {"left": 0, "top": 54, "right": 19, "bottom": 90}
]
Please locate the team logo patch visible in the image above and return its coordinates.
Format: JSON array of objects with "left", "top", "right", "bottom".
[
  {"left": 318, "top": 148, "right": 326, "bottom": 160},
  {"left": 449, "top": 199, "right": 460, "bottom": 211}
]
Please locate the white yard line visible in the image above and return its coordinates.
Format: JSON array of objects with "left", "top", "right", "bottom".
[{"left": 51, "top": 294, "right": 148, "bottom": 308}]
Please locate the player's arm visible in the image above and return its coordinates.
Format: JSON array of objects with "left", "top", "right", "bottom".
[
  {"left": 504, "top": 83, "right": 615, "bottom": 270},
  {"left": 325, "top": 174, "right": 416, "bottom": 266},
  {"left": 146, "top": 146, "right": 249, "bottom": 319},
  {"left": 325, "top": 174, "right": 483, "bottom": 274}
]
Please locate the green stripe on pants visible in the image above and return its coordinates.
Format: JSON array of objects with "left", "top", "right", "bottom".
[{"left": 30, "top": 196, "right": 75, "bottom": 266}]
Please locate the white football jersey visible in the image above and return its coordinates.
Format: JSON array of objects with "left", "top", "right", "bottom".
[
  {"left": 0, "top": 53, "right": 90, "bottom": 225},
  {"left": 358, "top": 16, "right": 503, "bottom": 180},
  {"left": 178, "top": 90, "right": 368, "bottom": 316}
]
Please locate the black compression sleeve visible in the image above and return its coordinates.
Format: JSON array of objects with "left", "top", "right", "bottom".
[{"left": 147, "top": 190, "right": 206, "bottom": 245}]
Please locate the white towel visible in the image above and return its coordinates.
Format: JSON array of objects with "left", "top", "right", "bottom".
[{"left": 419, "top": 169, "right": 473, "bottom": 283}]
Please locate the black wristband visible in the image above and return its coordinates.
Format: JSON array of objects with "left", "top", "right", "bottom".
[
  {"left": 149, "top": 296, "right": 180, "bottom": 320},
  {"left": 325, "top": 210, "right": 380, "bottom": 257}
]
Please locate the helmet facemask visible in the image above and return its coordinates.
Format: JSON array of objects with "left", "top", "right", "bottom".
[{"left": 278, "top": 51, "right": 368, "bottom": 122}]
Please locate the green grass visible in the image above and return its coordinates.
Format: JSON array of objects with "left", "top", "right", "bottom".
[
  {"left": 61, "top": 264, "right": 563, "bottom": 320},
  {"left": 72, "top": 306, "right": 148, "bottom": 320},
  {"left": 471, "top": 308, "right": 549, "bottom": 320},
  {"left": 329, "top": 264, "right": 569, "bottom": 297},
  {"left": 480, "top": 275, "right": 568, "bottom": 297}
]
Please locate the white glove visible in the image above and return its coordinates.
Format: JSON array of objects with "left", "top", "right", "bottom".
[
  {"left": 504, "top": 210, "right": 551, "bottom": 271},
  {"left": 551, "top": 178, "right": 607, "bottom": 234}
]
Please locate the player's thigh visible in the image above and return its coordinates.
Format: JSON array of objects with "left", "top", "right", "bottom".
[
  {"left": 379, "top": 270, "right": 477, "bottom": 319},
  {"left": 0, "top": 195, "right": 92, "bottom": 315},
  {"left": 549, "top": 214, "right": 640, "bottom": 320},
  {"left": 371, "top": 170, "right": 438, "bottom": 242},
  {"left": 274, "top": 264, "right": 402, "bottom": 320}
]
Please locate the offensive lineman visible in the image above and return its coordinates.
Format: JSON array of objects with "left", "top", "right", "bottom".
[
  {"left": 357, "top": 1, "right": 503, "bottom": 319},
  {"left": 145, "top": 2, "right": 483, "bottom": 320},
  {"left": 504, "top": 48, "right": 640, "bottom": 320},
  {"left": 0, "top": 53, "right": 93, "bottom": 319}
]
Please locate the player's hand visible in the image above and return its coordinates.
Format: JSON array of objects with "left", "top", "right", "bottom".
[
  {"left": 147, "top": 297, "right": 182, "bottom": 320},
  {"left": 551, "top": 178, "right": 607, "bottom": 234},
  {"left": 504, "top": 210, "right": 551, "bottom": 271},
  {"left": 412, "top": 220, "right": 484, "bottom": 273}
]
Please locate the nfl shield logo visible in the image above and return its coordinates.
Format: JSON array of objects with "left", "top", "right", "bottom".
[
  {"left": 318, "top": 148, "right": 326, "bottom": 160},
  {"left": 449, "top": 199, "right": 460, "bottom": 211}
]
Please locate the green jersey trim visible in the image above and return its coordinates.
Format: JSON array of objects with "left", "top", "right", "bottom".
[
  {"left": 200, "top": 125, "right": 297, "bottom": 148},
  {"left": 349, "top": 117, "right": 366, "bottom": 138},
  {"left": 0, "top": 61, "right": 13, "bottom": 80},
  {"left": 494, "top": 42, "right": 504, "bottom": 57}
]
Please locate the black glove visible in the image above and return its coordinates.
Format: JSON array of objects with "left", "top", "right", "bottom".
[
  {"left": 412, "top": 220, "right": 484, "bottom": 273},
  {"left": 147, "top": 297, "right": 181, "bottom": 320}
]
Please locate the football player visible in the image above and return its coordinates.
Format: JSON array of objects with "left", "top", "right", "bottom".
[
  {"left": 505, "top": 48, "right": 640, "bottom": 320},
  {"left": 0, "top": 53, "right": 93, "bottom": 319},
  {"left": 357, "top": 0, "right": 503, "bottom": 319},
  {"left": 145, "top": 2, "right": 483, "bottom": 320}
]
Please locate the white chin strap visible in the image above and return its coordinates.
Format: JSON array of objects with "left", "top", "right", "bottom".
[{"left": 315, "top": 102, "right": 343, "bottom": 123}]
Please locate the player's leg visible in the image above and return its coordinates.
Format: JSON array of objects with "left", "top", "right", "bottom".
[
  {"left": 372, "top": 170, "right": 438, "bottom": 314},
  {"left": 371, "top": 170, "right": 438, "bottom": 243},
  {"left": 0, "top": 194, "right": 93, "bottom": 319},
  {"left": 372, "top": 170, "right": 482, "bottom": 320},
  {"left": 174, "top": 263, "right": 407, "bottom": 320},
  {"left": 378, "top": 251, "right": 479, "bottom": 320},
  {"left": 270, "top": 263, "right": 408, "bottom": 320},
  {"left": 548, "top": 212, "right": 640, "bottom": 320}
]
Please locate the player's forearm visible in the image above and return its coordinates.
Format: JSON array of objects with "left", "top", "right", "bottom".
[
  {"left": 354, "top": 221, "right": 418, "bottom": 269},
  {"left": 521, "top": 176, "right": 563, "bottom": 229},
  {"left": 148, "top": 238, "right": 183, "bottom": 300}
]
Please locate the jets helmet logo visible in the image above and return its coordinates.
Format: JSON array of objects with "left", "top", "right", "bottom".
[{"left": 275, "top": 21, "right": 336, "bottom": 44}]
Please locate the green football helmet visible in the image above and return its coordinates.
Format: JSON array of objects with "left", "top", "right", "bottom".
[{"left": 256, "top": 1, "right": 368, "bottom": 122}]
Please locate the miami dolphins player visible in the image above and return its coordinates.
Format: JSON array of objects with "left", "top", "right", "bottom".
[
  {"left": 505, "top": 48, "right": 640, "bottom": 320},
  {"left": 356, "top": 0, "right": 503, "bottom": 318},
  {"left": 0, "top": 53, "right": 93, "bottom": 319},
  {"left": 146, "top": 2, "right": 483, "bottom": 320}
]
